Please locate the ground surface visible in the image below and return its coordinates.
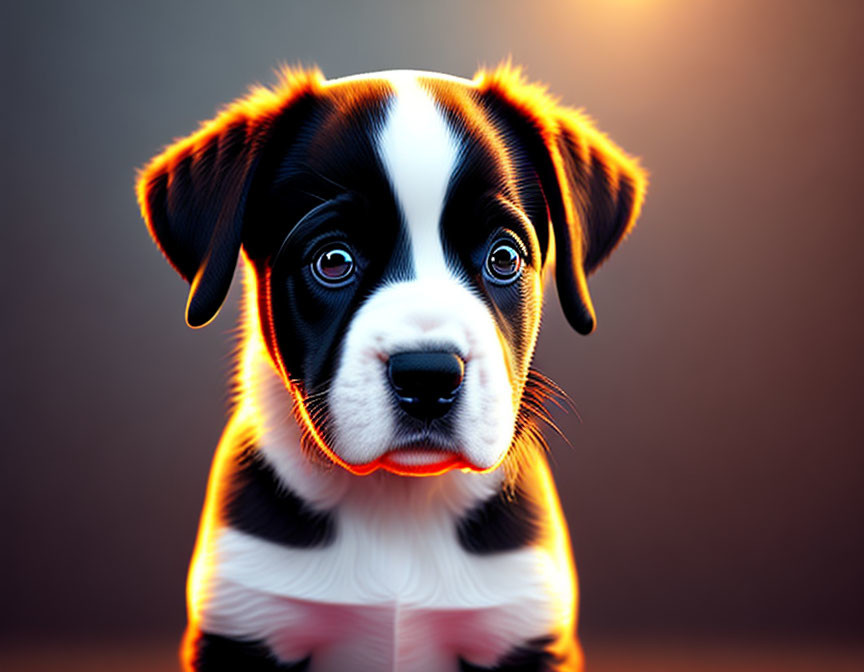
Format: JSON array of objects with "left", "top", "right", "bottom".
[{"left": 2, "top": 639, "right": 863, "bottom": 671}]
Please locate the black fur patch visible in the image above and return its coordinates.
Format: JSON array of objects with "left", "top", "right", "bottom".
[
  {"left": 456, "top": 481, "right": 540, "bottom": 555},
  {"left": 189, "top": 631, "right": 310, "bottom": 671},
  {"left": 430, "top": 86, "right": 547, "bottom": 420},
  {"left": 245, "top": 89, "right": 409, "bottom": 409},
  {"left": 222, "top": 444, "right": 336, "bottom": 548},
  {"left": 460, "top": 636, "right": 559, "bottom": 672}
]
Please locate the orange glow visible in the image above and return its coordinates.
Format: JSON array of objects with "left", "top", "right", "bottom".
[
  {"left": 180, "top": 625, "right": 198, "bottom": 671},
  {"left": 181, "top": 258, "right": 270, "bottom": 671},
  {"left": 181, "top": 414, "right": 258, "bottom": 670}
]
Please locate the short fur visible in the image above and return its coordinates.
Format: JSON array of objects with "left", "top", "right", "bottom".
[{"left": 137, "top": 64, "right": 646, "bottom": 672}]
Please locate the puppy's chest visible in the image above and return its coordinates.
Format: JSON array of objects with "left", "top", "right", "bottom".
[{"left": 202, "top": 498, "right": 553, "bottom": 670}]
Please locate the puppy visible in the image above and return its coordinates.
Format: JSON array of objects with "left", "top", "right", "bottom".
[{"left": 137, "top": 65, "right": 646, "bottom": 672}]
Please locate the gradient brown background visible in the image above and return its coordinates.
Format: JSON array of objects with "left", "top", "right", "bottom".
[{"left": 2, "top": 0, "right": 863, "bottom": 669}]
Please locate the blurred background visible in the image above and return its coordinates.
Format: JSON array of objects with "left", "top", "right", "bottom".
[{"left": 2, "top": 0, "right": 862, "bottom": 670}]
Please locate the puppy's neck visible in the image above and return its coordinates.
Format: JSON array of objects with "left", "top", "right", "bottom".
[{"left": 230, "top": 274, "right": 505, "bottom": 514}]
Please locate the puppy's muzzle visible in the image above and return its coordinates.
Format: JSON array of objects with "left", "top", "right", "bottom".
[{"left": 387, "top": 351, "right": 465, "bottom": 421}]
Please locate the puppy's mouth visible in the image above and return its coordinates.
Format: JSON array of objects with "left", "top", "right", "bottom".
[
  {"left": 379, "top": 448, "right": 465, "bottom": 476},
  {"left": 346, "top": 437, "right": 477, "bottom": 477},
  {"left": 372, "top": 426, "right": 465, "bottom": 476},
  {"left": 328, "top": 444, "right": 471, "bottom": 477},
  {"left": 376, "top": 434, "right": 463, "bottom": 476}
]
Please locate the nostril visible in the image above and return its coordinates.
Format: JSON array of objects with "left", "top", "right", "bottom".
[{"left": 387, "top": 352, "right": 465, "bottom": 420}]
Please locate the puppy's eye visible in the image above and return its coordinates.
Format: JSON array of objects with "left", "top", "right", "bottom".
[
  {"left": 485, "top": 242, "right": 523, "bottom": 283},
  {"left": 312, "top": 245, "right": 355, "bottom": 286}
]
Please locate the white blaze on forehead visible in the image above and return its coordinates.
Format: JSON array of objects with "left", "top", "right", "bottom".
[{"left": 377, "top": 73, "right": 460, "bottom": 278}]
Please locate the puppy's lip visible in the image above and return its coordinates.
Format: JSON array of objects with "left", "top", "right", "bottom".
[
  {"left": 330, "top": 439, "right": 494, "bottom": 477},
  {"left": 380, "top": 449, "right": 464, "bottom": 476},
  {"left": 337, "top": 450, "right": 493, "bottom": 477},
  {"left": 385, "top": 448, "right": 455, "bottom": 465}
]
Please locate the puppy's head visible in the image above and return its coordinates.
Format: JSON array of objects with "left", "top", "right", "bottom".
[{"left": 137, "top": 65, "right": 646, "bottom": 477}]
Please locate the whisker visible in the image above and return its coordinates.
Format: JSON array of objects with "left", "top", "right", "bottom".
[
  {"left": 519, "top": 367, "right": 579, "bottom": 451},
  {"left": 308, "top": 168, "right": 349, "bottom": 192},
  {"left": 299, "top": 190, "right": 329, "bottom": 203}
]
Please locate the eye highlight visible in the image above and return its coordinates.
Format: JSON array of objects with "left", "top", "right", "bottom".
[
  {"left": 485, "top": 241, "right": 523, "bottom": 284},
  {"left": 312, "top": 245, "right": 355, "bottom": 286}
]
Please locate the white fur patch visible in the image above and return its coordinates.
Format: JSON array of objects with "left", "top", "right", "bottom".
[
  {"left": 377, "top": 73, "right": 459, "bottom": 279},
  {"left": 196, "top": 500, "right": 562, "bottom": 671},
  {"left": 327, "top": 275, "right": 517, "bottom": 470}
]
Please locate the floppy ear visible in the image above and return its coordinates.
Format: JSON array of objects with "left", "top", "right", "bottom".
[
  {"left": 136, "top": 67, "right": 323, "bottom": 327},
  {"left": 475, "top": 65, "right": 648, "bottom": 334}
]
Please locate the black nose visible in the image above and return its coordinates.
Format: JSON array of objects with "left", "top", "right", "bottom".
[{"left": 387, "top": 352, "right": 465, "bottom": 421}]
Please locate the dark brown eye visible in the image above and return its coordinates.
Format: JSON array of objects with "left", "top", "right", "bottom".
[
  {"left": 485, "top": 242, "right": 523, "bottom": 283},
  {"left": 313, "top": 246, "right": 355, "bottom": 285}
]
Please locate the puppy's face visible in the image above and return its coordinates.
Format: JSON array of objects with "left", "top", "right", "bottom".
[
  {"left": 245, "top": 74, "right": 547, "bottom": 475},
  {"left": 137, "top": 67, "right": 646, "bottom": 477}
]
